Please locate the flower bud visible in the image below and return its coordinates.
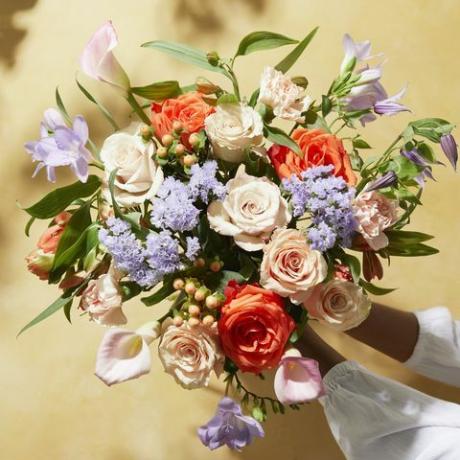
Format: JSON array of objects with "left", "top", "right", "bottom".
[
  {"left": 175, "top": 143, "right": 186, "bottom": 156},
  {"left": 162, "top": 134, "right": 174, "bottom": 146},
  {"left": 188, "top": 133, "right": 201, "bottom": 149},
  {"left": 205, "top": 295, "right": 221, "bottom": 309},
  {"left": 188, "top": 304, "right": 201, "bottom": 316},
  {"left": 194, "top": 286, "right": 210, "bottom": 302},
  {"left": 26, "top": 249, "right": 54, "bottom": 280},
  {"left": 183, "top": 154, "right": 197, "bottom": 167},
  {"left": 157, "top": 146, "right": 168, "bottom": 159},
  {"left": 188, "top": 317, "right": 201, "bottom": 327},
  {"left": 173, "top": 278, "right": 185, "bottom": 290},
  {"left": 172, "top": 121, "right": 183, "bottom": 133},
  {"left": 185, "top": 281, "right": 198, "bottom": 295},
  {"left": 195, "top": 76, "right": 221, "bottom": 95},
  {"left": 206, "top": 51, "right": 220, "bottom": 66},
  {"left": 202, "top": 315, "right": 215, "bottom": 326}
]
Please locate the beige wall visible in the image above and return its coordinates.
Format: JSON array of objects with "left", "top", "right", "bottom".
[{"left": 1, "top": 1, "right": 459, "bottom": 459}]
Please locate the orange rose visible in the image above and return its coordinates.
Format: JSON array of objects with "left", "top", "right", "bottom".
[
  {"left": 268, "top": 128, "right": 357, "bottom": 185},
  {"left": 218, "top": 281, "right": 295, "bottom": 373},
  {"left": 151, "top": 92, "right": 215, "bottom": 147}
]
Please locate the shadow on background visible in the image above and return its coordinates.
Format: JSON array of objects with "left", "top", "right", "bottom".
[{"left": 0, "top": 0, "right": 38, "bottom": 68}]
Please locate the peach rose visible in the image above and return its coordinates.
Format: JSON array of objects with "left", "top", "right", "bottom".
[
  {"left": 218, "top": 282, "right": 295, "bottom": 373},
  {"left": 207, "top": 165, "right": 291, "bottom": 251},
  {"left": 260, "top": 228, "right": 327, "bottom": 303},
  {"left": 267, "top": 128, "right": 357, "bottom": 185},
  {"left": 303, "top": 279, "right": 371, "bottom": 331},
  {"left": 353, "top": 191, "right": 398, "bottom": 250},
  {"left": 158, "top": 320, "right": 224, "bottom": 389},
  {"left": 151, "top": 92, "right": 214, "bottom": 146}
]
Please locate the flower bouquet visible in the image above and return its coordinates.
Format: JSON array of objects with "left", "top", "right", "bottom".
[{"left": 21, "top": 22, "right": 457, "bottom": 451}]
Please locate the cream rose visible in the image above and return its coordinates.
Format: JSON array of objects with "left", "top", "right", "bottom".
[
  {"left": 258, "top": 66, "right": 312, "bottom": 123},
  {"left": 353, "top": 191, "right": 398, "bottom": 250},
  {"left": 260, "top": 228, "right": 327, "bottom": 303},
  {"left": 303, "top": 279, "right": 371, "bottom": 331},
  {"left": 205, "top": 103, "right": 264, "bottom": 163},
  {"left": 79, "top": 271, "right": 126, "bottom": 326},
  {"left": 207, "top": 165, "right": 291, "bottom": 251},
  {"left": 158, "top": 320, "right": 224, "bottom": 389},
  {"left": 101, "top": 124, "right": 163, "bottom": 207}
]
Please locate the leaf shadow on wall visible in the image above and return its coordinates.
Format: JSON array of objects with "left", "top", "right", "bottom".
[
  {"left": 0, "top": 0, "right": 38, "bottom": 68},
  {"left": 171, "top": 0, "right": 269, "bottom": 36}
]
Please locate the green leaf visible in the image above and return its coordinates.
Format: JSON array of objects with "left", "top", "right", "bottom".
[
  {"left": 22, "top": 175, "right": 101, "bottom": 219},
  {"left": 217, "top": 93, "right": 239, "bottom": 105},
  {"left": 386, "top": 242, "right": 439, "bottom": 257},
  {"left": 388, "top": 156, "right": 422, "bottom": 181},
  {"left": 55, "top": 87, "right": 71, "bottom": 124},
  {"left": 142, "top": 40, "right": 230, "bottom": 76},
  {"left": 208, "top": 270, "right": 245, "bottom": 293},
  {"left": 18, "top": 295, "right": 73, "bottom": 337},
  {"left": 63, "top": 300, "right": 72, "bottom": 324},
  {"left": 353, "top": 138, "right": 372, "bottom": 149},
  {"left": 76, "top": 79, "right": 120, "bottom": 131},
  {"left": 25, "top": 216, "right": 35, "bottom": 237},
  {"left": 321, "top": 95, "right": 332, "bottom": 117},
  {"left": 342, "top": 253, "right": 361, "bottom": 282},
  {"left": 275, "top": 26, "right": 318, "bottom": 73},
  {"left": 235, "top": 31, "right": 297, "bottom": 58},
  {"left": 265, "top": 124, "right": 302, "bottom": 155},
  {"left": 131, "top": 80, "right": 181, "bottom": 100},
  {"left": 248, "top": 89, "right": 260, "bottom": 108},
  {"left": 120, "top": 282, "right": 143, "bottom": 301},
  {"left": 386, "top": 230, "right": 434, "bottom": 245},
  {"left": 359, "top": 279, "right": 396, "bottom": 296},
  {"left": 141, "top": 279, "right": 175, "bottom": 306},
  {"left": 411, "top": 118, "right": 455, "bottom": 143}
]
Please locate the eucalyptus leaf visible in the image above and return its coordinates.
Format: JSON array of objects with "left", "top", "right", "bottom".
[
  {"left": 275, "top": 27, "right": 318, "bottom": 73},
  {"left": 235, "top": 31, "right": 297, "bottom": 58},
  {"left": 22, "top": 175, "right": 101, "bottom": 219},
  {"left": 131, "top": 80, "right": 181, "bottom": 100}
]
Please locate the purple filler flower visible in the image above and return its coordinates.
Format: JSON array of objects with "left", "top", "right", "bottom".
[
  {"left": 198, "top": 397, "right": 264, "bottom": 451},
  {"left": 25, "top": 109, "right": 92, "bottom": 183},
  {"left": 440, "top": 134, "right": 458, "bottom": 170}
]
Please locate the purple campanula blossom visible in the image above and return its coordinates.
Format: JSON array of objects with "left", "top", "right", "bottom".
[
  {"left": 25, "top": 108, "right": 92, "bottom": 183},
  {"left": 340, "top": 34, "right": 372, "bottom": 73},
  {"left": 401, "top": 148, "right": 429, "bottom": 167},
  {"left": 440, "top": 134, "right": 458, "bottom": 170},
  {"left": 374, "top": 86, "right": 410, "bottom": 116},
  {"left": 198, "top": 397, "right": 264, "bottom": 451},
  {"left": 366, "top": 171, "right": 398, "bottom": 192}
]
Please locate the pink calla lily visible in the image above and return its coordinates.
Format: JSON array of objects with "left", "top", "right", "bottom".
[
  {"left": 80, "top": 21, "right": 130, "bottom": 90},
  {"left": 274, "top": 349, "right": 325, "bottom": 405},
  {"left": 95, "top": 328, "right": 151, "bottom": 386}
]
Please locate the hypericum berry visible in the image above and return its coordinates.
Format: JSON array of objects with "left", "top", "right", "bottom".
[
  {"left": 175, "top": 143, "right": 186, "bottom": 156},
  {"left": 173, "top": 316, "right": 184, "bottom": 327},
  {"left": 157, "top": 146, "right": 168, "bottom": 159},
  {"left": 188, "top": 304, "right": 201, "bottom": 316},
  {"left": 140, "top": 125, "right": 153, "bottom": 140},
  {"left": 194, "top": 286, "right": 210, "bottom": 302},
  {"left": 193, "top": 257, "right": 206, "bottom": 268},
  {"left": 188, "top": 317, "right": 200, "bottom": 327},
  {"left": 202, "top": 315, "right": 215, "bottom": 326},
  {"left": 188, "top": 133, "right": 200, "bottom": 148},
  {"left": 209, "top": 260, "right": 222, "bottom": 272},
  {"left": 162, "top": 134, "right": 174, "bottom": 146},
  {"left": 183, "top": 154, "right": 197, "bottom": 167},
  {"left": 205, "top": 295, "right": 220, "bottom": 309},
  {"left": 172, "top": 121, "right": 183, "bottom": 133},
  {"left": 185, "top": 281, "right": 198, "bottom": 295},
  {"left": 173, "top": 278, "right": 185, "bottom": 290}
]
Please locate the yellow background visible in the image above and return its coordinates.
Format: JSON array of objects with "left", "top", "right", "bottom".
[{"left": 1, "top": 1, "right": 459, "bottom": 459}]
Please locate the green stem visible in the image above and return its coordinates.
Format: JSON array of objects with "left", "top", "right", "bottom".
[
  {"left": 125, "top": 91, "right": 151, "bottom": 125},
  {"left": 225, "top": 65, "right": 241, "bottom": 100},
  {"left": 232, "top": 372, "right": 281, "bottom": 407},
  {"left": 90, "top": 160, "right": 104, "bottom": 171}
]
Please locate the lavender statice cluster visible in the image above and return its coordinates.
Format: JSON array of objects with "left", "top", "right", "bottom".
[
  {"left": 99, "top": 217, "right": 183, "bottom": 287},
  {"left": 283, "top": 165, "right": 357, "bottom": 252},
  {"left": 151, "top": 161, "right": 225, "bottom": 232}
]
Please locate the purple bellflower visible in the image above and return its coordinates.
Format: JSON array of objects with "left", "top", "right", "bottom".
[
  {"left": 198, "top": 397, "right": 264, "bottom": 451},
  {"left": 440, "top": 134, "right": 458, "bottom": 170},
  {"left": 25, "top": 108, "right": 92, "bottom": 183}
]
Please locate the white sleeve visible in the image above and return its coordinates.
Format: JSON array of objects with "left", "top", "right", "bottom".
[
  {"left": 404, "top": 307, "right": 460, "bottom": 387},
  {"left": 320, "top": 361, "right": 460, "bottom": 460}
]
